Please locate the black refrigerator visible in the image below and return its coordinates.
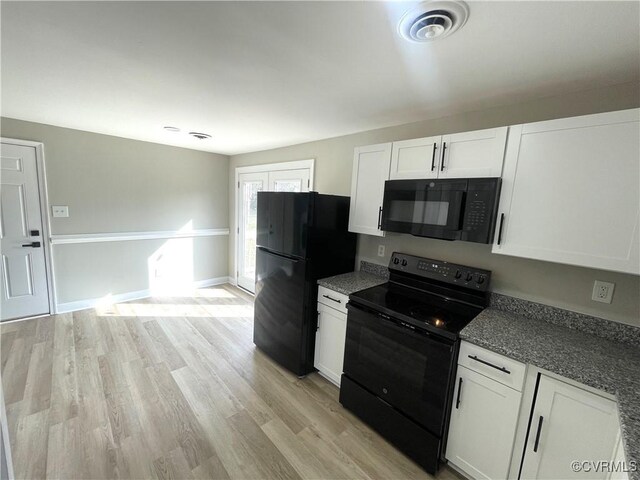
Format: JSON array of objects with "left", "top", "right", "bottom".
[{"left": 253, "top": 191, "right": 357, "bottom": 376}]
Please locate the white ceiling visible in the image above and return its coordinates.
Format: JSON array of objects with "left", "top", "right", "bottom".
[{"left": 2, "top": 1, "right": 639, "bottom": 155}]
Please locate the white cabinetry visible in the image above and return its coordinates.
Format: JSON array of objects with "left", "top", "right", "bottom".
[
  {"left": 350, "top": 127, "right": 507, "bottom": 236},
  {"left": 390, "top": 136, "right": 440, "bottom": 179},
  {"left": 439, "top": 127, "right": 508, "bottom": 178},
  {"left": 388, "top": 127, "right": 507, "bottom": 181},
  {"left": 446, "top": 343, "right": 525, "bottom": 480},
  {"left": 520, "top": 374, "right": 621, "bottom": 480},
  {"left": 348, "top": 143, "right": 392, "bottom": 236},
  {"left": 446, "top": 342, "right": 629, "bottom": 480},
  {"left": 492, "top": 109, "right": 640, "bottom": 274},
  {"left": 314, "top": 286, "right": 349, "bottom": 386}
]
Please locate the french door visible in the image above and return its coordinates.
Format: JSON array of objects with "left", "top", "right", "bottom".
[
  {"left": 236, "top": 164, "right": 311, "bottom": 293},
  {"left": 1, "top": 142, "right": 50, "bottom": 321}
]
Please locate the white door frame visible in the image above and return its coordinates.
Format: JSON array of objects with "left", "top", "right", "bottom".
[
  {"left": 233, "top": 159, "right": 315, "bottom": 289},
  {"left": 1, "top": 137, "right": 57, "bottom": 318}
]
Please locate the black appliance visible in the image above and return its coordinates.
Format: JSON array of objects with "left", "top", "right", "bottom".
[
  {"left": 340, "top": 252, "right": 490, "bottom": 474},
  {"left": 381, "top": 177, "right": 501, "bottom": 243},
  {"left": 253, "top": 191, "right": 356, "bottom": 376}
]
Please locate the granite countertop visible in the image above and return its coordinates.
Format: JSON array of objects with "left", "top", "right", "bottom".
[
  {"left": 461, "top": 308, "right": 640, "bottom": 479},
  {"left": 317, "top": 270, "right": 387, "bottom": 296}
]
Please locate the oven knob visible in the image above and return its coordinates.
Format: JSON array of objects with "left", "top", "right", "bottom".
[
  {"left": 454, "top": 270, "right": 462, "bottom": 279},
  {"left": 393, "top": 257, "right": 400, "bottom": 265},
  {"left": 465, "top": 273, "right": 474, "bottom": 282},
  {"left": 477, "top": 275, "right": 485, "bottom": 285},
  {"left": 401, "top": 259, "right": 408, "bottom": 267},
  {"left": 382, "top": 387, "right": 388, "bottom": 394}
]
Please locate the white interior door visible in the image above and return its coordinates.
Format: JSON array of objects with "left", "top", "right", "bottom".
[
  {"left": 1, "top": 143, "right": 49, "bottom": 321},
  {"left": 236, "top": 164, "right": 312, "bottom": 293}
]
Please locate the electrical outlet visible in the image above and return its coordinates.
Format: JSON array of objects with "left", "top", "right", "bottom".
[
  {"left": 377, "top": 244, "right": 385, "bottom": 257},
  {"left": 51, "top": 205, "right": 69, "bottom": 218},
  {"left": 592, "top": 280, "right": 614, "bottom": 304}
]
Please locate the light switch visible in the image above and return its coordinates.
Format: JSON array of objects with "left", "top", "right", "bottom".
[{"left": 52, "top": 205, "right": 69, "bottom": 218}]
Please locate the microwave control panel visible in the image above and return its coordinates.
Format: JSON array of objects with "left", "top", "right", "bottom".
[{"left": 460, "top": 178, "right": 502, "bottom": 244}]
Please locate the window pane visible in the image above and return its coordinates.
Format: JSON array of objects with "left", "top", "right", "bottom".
[{"left": 274, "top": 180, "right": 302, "bottom": 192}]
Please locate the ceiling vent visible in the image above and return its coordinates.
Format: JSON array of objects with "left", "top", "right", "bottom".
[
  {"left": 189, "top": 132, "right": 212, "bottom": 140},
  {"left": 398, "top": 1, "right": 469, "bottom": 43}
]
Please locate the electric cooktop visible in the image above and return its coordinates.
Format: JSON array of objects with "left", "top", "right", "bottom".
[{"left": 348, "top": 252, "right": 491, "bottom": 340}]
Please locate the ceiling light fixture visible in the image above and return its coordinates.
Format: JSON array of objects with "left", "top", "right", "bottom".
[
  {"left": 163, "top": 126, "right": 181, "bottom": 132},
  {"left": 398, "top": 1, "right": 469, "bottom": 43},
  {"left": 189, "top": 132, "right": 212, "bottom": 140}
]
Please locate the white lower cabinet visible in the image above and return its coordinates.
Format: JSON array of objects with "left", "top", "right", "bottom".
[
  {"left": 446, "top": 365, "right": 522, "bottom": 480},
  {"left": 520, "top": 375, "right": 621, "bottom": 480},
  {"left": 446, "top": 342, "right": 628, "bottom": 480},
  {"left": 446, "top": 343, "right": 525, "bottom": 480},
  {"left": 314, "top": 287, "right": 348, "bottom": 386}
]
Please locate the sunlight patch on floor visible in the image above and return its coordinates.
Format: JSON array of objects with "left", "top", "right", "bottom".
[
  {"left": 100, "top": 302, "right": 254, "bottom": 318},
  {"left": 154, "top": 288, "right": 237, "bottom": 299}
]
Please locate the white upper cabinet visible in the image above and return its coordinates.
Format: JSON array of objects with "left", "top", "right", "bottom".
[
  {"left": 348, "top": 142, "right": 392, "bottom": 237},
  {"left": 389, "top": 136, "right": 441, "bottom": 179},
  {"left": 388, "top": 127, "right": 507, "bottom": 181},
  {"left": 492, "top": 109, "right": 640, "bottom": 274},
  {"left": 439, "top": 127, "right": 508, "bottom": 178}
]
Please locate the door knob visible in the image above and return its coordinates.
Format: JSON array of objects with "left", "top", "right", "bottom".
[{"left": 21, "top": 241, "right": 41, "bottom": 248}]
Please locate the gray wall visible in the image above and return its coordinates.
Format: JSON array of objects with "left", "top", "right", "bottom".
[
  {"left": 1, "top": 118, "right": 230, "bottom": 304},
  {"left": 230, "top": 81, "right": 640, "bottom": 326}
]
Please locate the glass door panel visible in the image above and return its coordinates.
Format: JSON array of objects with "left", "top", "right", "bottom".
[
  {"left": 268, "top": 168, "right": 310, "bottom": 192},
  {"left": 237, "top": 172, "right": 268, "bottom": 292}
]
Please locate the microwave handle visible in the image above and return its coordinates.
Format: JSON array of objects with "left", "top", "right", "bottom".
[
  {"left": 377, "top": 206, "right": 382, "bottom": 229},
  {"left": 440, "top": 142, "right": 447, "bottom": 172}
]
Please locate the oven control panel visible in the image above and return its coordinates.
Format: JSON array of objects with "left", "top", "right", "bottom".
[{"left": 390, "top": 252, "right": 491, "bottom": 291}]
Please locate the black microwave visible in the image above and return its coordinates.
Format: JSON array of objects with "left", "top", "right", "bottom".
[{"left": 381, "top": 178, "right": 501, "bottom": 244}]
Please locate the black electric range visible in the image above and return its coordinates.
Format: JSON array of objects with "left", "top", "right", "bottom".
[{"left": 339, "top": 252, "right": 491, "bottom": 474}]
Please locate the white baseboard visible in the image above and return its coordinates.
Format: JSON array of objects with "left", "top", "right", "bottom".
[{"left": 55, "top": 276, "right": 230, "bottom": 314}]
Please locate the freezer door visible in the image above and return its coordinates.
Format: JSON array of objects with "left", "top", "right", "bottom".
[
  {"left": 256, "top": 192, "right": 310, "bottom": 258},
  {"left": 253, "top": 247, "right": 309, "bottom": 375}
]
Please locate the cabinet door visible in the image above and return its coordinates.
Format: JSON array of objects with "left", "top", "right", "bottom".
[
  {"left": 608, "top": 435, "right": 629, "bottom": 480},
  {"left": 314, "top": 302, "right": 347, "bottom": 386},
  {"left": 446, "top": 365, "right": 522, "bottom": 480},
  {"left": 439, "top": 127, "right": 507, "bottom": 178},
  {"left": 520, "top": 375, "right": 620, "bottom": 480},
  {"left": 348, "top": 143, "right": 392, "bottom": 236},
  {"left": 492, "top": 109, "right": 640, "bottom": 274},
  {"left": 389, "top": 136, "right": 441, "bottom": 179}
]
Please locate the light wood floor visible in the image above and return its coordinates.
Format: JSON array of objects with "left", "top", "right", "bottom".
[{"left": 1, "top": 284, "right": 461, "bottom": 480}]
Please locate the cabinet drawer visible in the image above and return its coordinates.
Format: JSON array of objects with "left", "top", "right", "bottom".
[
  {"left": 318, "top": 286, "right": 349, "bottom": 314},
  {"left": 459, "top": 341, "right": 526, "bottom": 391}
]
